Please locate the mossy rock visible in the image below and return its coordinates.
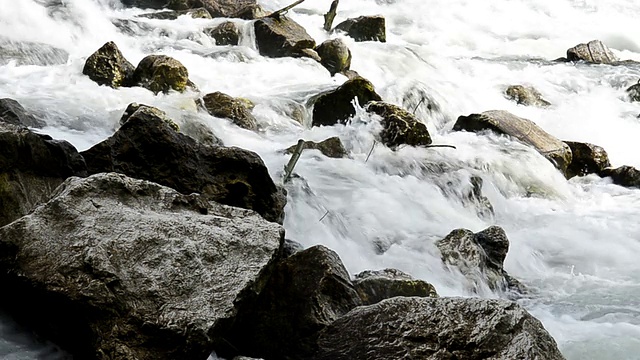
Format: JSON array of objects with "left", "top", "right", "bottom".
[
  {"left": 206, "top": 21, "right": 240, "bottom": 46},
  {"left": 284, "top": 137, "right": 347, "bottom": 158},
  {"left": 254, "top": 16, "right": 316, "bottom": 58},
  {"left": 201, "top": 92, "right": 257, "bottom": 130},
  {"left": 120, "top": 103, "right": 180, "bottom": 132},
  {"left": 353, "top": 269, "right": 438, "bottom": 306},
  {"left": 312, "top": 77, "right": 382, "bottom": 126},
  {"left": 131, "top": 55, "right": 190, "bottom": 94},
  {"left": 82, "top": 41, "right": 135, "bottom": 88},
  {"left": 505, "top": 85, "right": 551, "bottom": 107},
  {"left": 334, "top": 15, "right": 386, "bottom": 43},
  {"left": 366, "top": 101, "right": 432, "bottom": 148},
  {"left": 316, "top": 39, "right": 352, "bottom": 76}
]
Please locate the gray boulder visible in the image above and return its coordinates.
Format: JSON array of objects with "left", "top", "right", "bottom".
[
  {"left": 564, "top": 141, "right": 610, "bottom": 179},
  {"left": 83, "top": 42, "right": 135, "bottom": 88},
  {"left": 0, "top": 37, "right": 69, "bottom": 66},
  {"left": 312, "top": 77, "right": 382, "bottom": 126},
  {"left": 454, "top": 110, "right": 573, "bottom": 174},
  {"left": 254, "top": 16, "right": 316, "bottom": 58},
  {"left": 505, "top": 85, "right": 551, "bottom": 107},
  {"left": 315, "top": 297, "right": 566, "bottom": 360},
  {"left": 566, "top": 40, "right": 618, "bottom": 64},
  {"left": 334, "top": 15, "right": 386, "bottom": 42},
  {"left": 600, "top": 165, "right": 640, "bottom": 189},
  {"left": 201, "top": 92, "right": 257, "bottom": 130},
  {"left": 365, "top": 101, "right": 432, "bottom": 148},
  {"left": 627, "top": 79, "right": 640, "bottom": 102},
  {"left": 353, "top": 268, "right": 438, "bottom": 305},
  {"left": 0, "top": 98, "right": 46, "bottom": 128},
  {"left": 0, "top": 173, "right": 284, "bottom": 359},
  {"left": 284, "top": 137, "right": 347, "bottom": 159},
  {"left": 206, "top": 21, "right": 241, "bottom": 46},
  {"left": 131, "top": 55, "right": 191, "bottom": 94},
  {"left": 316, "top": 39, "right": 352, "bottom": 76}
]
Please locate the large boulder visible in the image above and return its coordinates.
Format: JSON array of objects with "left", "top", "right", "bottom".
[
  {"left": 334, "top": 15, "right": 386, "bottom": 43},
  {"left": 564, "top": 141, "right": 610, "bottom": 179},
  {"left": 566, "top": 40, "right": 618, "bottom": 64},
  {"left": 284, "top": 137, "right": 347, "bottom": 159},
  {"left": 435, "top": 226, "right": 525, "bottom": 294},
  {"left": 505, "top": 85, "right": 551, "bottom": 107},
  {"left": 0, "top": 123, "right": 86, "bottom": 227},
  {"left": 83, "top": 42, "right": 135, "bottom": 88},
  {"left": 222, "top": 245, "right": 362, "bottom": 359},
  {"left": 627, "top": 79, "right": 640, "bottom": 102},
  {"left": 312, "top": 77, "right": 382, "bottom": 126},
  {"left": 0, "top": 98, "right": 46, "bottom": 128},
  {"left": 0, "top": 173, "right": 284, "bottom": 359},
  {"left": 131, "top": 55, "right": 191, "bottom": 94},
  {"left": 599, "top": 165, "right": 640, "bottom": 189},
  {"left": 0, "top": 37, "right": 69, "bottom": 66},
  {"left": 254, "top": 16, "right": 316, "bottom": 58},
  {"left": 353, "top": 268, "right": 438, "bottom": 306},
  {"left": 206, "top": 21, "right": 241, "bottom": 46},
  {"left": 315, "top": 39, "right": 352, "bottom": 76},
  {"left": 81, "top": 106, "right": 285, "bottom": 223},
  {"left": 315, "top": 297, "right": 566, "bottom": 360},
  {"left": 453, "top": 110, "right": 572, "bottom": 174},
  {"left": 365, "top": 101, "right": 432, "bottom": 148},
  {"left": 201, "top": 92, "right": 257, "bottom": 130}
]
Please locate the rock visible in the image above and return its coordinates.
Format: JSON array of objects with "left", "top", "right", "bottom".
[
  {"left": 254, "top": 16, "right": 316, "bottom": 58},
  {"left": 436, "top": 226, "right": 525, "bottom": 294},
  {"left": 315, "top": 297, "right": 566, "bottom": 360},
  {"left": 0, "top": 173, "right": 284, "bottom": 359},
  {"left": 316, "top": 39, "right": 352, "bottom": 76},
  {"left": 334, "top": 15, "right": 386, "bottom": 42},
  {"left": 222, "top": 245, "right": 362, "bottom": 359},
  {"left": 353, "top": 269, "right": 438, "bottom": 306},
  {"left": 0, "top": 37, "right": 69, "bottom": 66},
  {"left": 464, "top": 175, "right": 495, "bottom": 219},
  {"left": 299, "top": 48, "right": 322, "bottom": 62},
  {"left": 81, "top": 106, "right": 285, "bottom": 223},
  {"left": 281, "top": 239, "right": 304, "bottom": 258},
  {"left": 137, "top": 8, "right": 212, "bottom": 20},
  {"left": 505, "top": 85, "right": 551, "bottom": 107},
  {"left": 599, "top": 165, "right": 640, "bottom": 189},
  {"left": 166, "top": 0, "right": 263, "bottom": 19},
  {"left": 626, "top": 79, "right": 640, "bottom": 102},
  {"left": 285, "top": 137, "right": 347, "bottom": 158},
  {"left": 564, "top": 141, "right": 610, "bottom": 179},
  {"left": 206, "top": 21, "right": 240, "bottom": 46},
  {"left": 119, "top": 103, "right": 180, "bottom": 131},
  {"left": 231, "top": 4, "right": 267, "bottom": 20},
  {"left": 82, "top": 42, "right": 135, "bottom": 88},
  {"left": 566, "top": 40, "right": 618, "bottom": 64},
  {"left": 131, "top": 55, "right": 191, "bottom": 94},
  {"left": 454, "top": 110, "right": 572, "bottom": 174},
  {"left": 365, "top": 101, "right": 432, "bottom": 148},
  {"left": 312, "top": 77, "right": 382, "bottom": 127},
  {"left": 181, "top": 119, "right": 223, "bottom": 146},
  {"left": 120, "top": 0, "right": 166, "bottom": 8},
  {"left": 0, "top": 98, "right": 46, "bottom": 128},
  {"left": 0, "top": 123, "right": 86, "bottom": 227},
  {"left": 201, "top": 92, "right": 257, "bottom": 131}
]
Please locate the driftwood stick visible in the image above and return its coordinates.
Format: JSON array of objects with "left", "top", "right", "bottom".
[
  {"left": 323, "top": 0, "right": 339, "bottom": 31},
  {"left": 283, "top": 139, "right": 305, "bottom": 182},
  {"left": 267, "top": 0, "right": 306, "bottom": 18}
]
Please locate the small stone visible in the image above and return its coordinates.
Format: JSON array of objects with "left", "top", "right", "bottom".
[
  {"left": 334, "top": 16, "right": 386, "bottom": 42},
  {"left": 254, "top": 16, "right": 316, "bottom": 58},
  {"left": 312, "top": 77, "right": 382, "bottom": 126},
  {"left": 505, "top": 85, "right": 551, "bottom": 107},
  {"left": 206, "top": 21, "right": 240, "bottom": 46},
  {"left": 564, "top": 141, "right": 610, "bottom": 179},
  {"left": 284, "top": 137, "right": 347, "bottom": 158},
  {"left": 82, "top": 41, "right": 135, "bottom": 88},
  {"left": 131, "top": 55, "right": 190, "bottom": 94},
  {"left": 316, "top": 38, "right": 352, "bottom": 76},
  {"left": 365, "top": 101, "right": 432, "bottom": 148},
  {"left": 201, "top": 92, "right": 257, "bottom": 130}
]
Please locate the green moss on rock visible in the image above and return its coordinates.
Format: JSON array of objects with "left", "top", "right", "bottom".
[
  {"left": 132, "top": 55, "right": 190, "bottom": 94},
  {"left": 82, "top": 41, "right": 135, "bottom": 88}
]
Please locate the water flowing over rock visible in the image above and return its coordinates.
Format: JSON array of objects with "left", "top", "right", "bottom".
[
  {"left": 284, "top": 137, "right": 348, "bottom": 158},
  {"left": 334, "top": 15, "right": 386, "bottom": 42},
  {"left": 0, "top": 173, "right": 284, "bottom": 359},
  {"left": 312, "top": 77, "right": 382, "bottom": 126},
  {"left": 206, "top": 21, "right": 240, "bottom": 46},
  {"left": 566, "top": 40, "right": 618, "bottom": 64},
  {"left": 131, "top": 55, "right": 191, "bottom": 94},
  {"left": 82, "top": 42, "right": 135, "bottom": 88},
  {"left": 353, "top": 268, "right": 438, "bottom": 305},
  {"left": 201, "top": 92, "right": 257, "bottom": 130},
  {"left": 315, "top": 297, "right": 566, "bottom": 360},
  {"left": 254, "top": 16, "right": 316, "bottom": 58},
  {"left": 0, "top": 98, "right": 46, "bottom": 128},
  {"left": 137, "top": 8, "right": 212, "bottom": 20},
  {"left": 81, "top": 106, "right": 285, "bottom": 223},
  {"left": 316, "top": 38, "right": 352, "bottom": 76},
  {"left": 0, "top": 37, "right": 69, "bottom": 66},
  {"left": 564, "top": 141, "right": 610, "bottom": 179},
  {"left": 627, "top": 80, "right": 640, "bottom": 102},
  {"left": 454, "top": 110, "right": 572, "bottom": 174},
  {"left": 365, "top": 101, "right": 432, "bottom": 148},
  {"left": 600, "top": 165, "right": 640, "bottom": 189},
  {"left": 505, "top": 85, "right": 551, "bottom": 107}
]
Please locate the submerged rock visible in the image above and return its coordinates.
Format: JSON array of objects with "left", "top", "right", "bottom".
[
  {"left": 0, "top": 173, "right": 283, "bottom": 359},
  {"left": 566, "top": 40, "right": 618, "bottom": 64},
  {"left": 564, "top": 141, "right": 610, "bottom": 179},
  {"left": 353, "top": 269, "right": 438, "bottom": 305},
  {"left": 627, "top": 79, "right": 640, "bottom": 102},
  {"left": 181, "top": 118, "right": 224, "bottom": 146},
  {"left": 454, "top": 110, "right": 572, "bottom": 174},
  {"left": 464, "top": 175, "right": 495, "bottom": 219},
  {"left": 82, "top": 42, "right": 135, "bottom": 88},
  {"left": 316, "top": 38, "right": 352, "bottom": 76},
  {"left": 254, "top": 16, "right": 316, "bottom": 58},
  {"left": 137, "top": 8, "right": 212, "bottom": 20},
  {"left": 119, "top": 103, "right": 180, "bottom": 131},
  {"left": 315, "top": 297, "right": 566, "bottom": 360},
  {"left": 201, "top": 92, "right": 257, "bottom": 130},
  {"left": 312, "top": 77, "right": 382, "bottom": 126},
  {"left": 206, "top": 21, "right": 241, "bottom": 46},
  {"left": 505, "top": 85, "right": 551, "bottom": 107},
  {"left": 365, "top": 101, "right": 432, "bottom": 148},
  {"left": 131, "top": 55, "right": 191, "bottom": 94},
  {"left": 0, "top": 98, "right": 46, "bottom": 128},
  {"left": 334, "top": 15, "right": 386, "bottom": 42},
  {"left": 284, "top": 137, "right": 348, "bottom": 158},
  {"left": 600, "top": 165, "right": 640, "bottom": 189},
  {"left": 0, "top": 37, "right": 69, "bottom": 66}
]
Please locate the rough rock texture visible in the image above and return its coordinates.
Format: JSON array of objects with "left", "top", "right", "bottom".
[
  {"left": 564, "top": 141, "right": 610, "bottom": 179},
  {"left": 436, "top": 226, "right": 525, "bottom": 294},
  {"left": 454, "top": 110, "right": 572, "bottom": 174},
  {"left": 0, "top": 98, "right": 46, "bottom": 128},
  {"left": 365, "top": 101, "right": 432, "bottom": 148},
  {"left": 505, "top": 85, "right": 551, "bottom": 107},
  {"left": 0, "top": 123, "right": 87, "bottom": 227},
  {"left": 600, "top": 166, "right": 640, "bottom": 189},
  {"left": 82, "top": 42, "right": 135, "bottom": 88},
  {"left": 119, "top": 103, "right": 180, "bottom": 131},
  {"left": 131, "top": 55, "right": 190, "bottom": 94},
  {"left": 316, "top": 39, "right": 352, "bottom": 76},
  {"left": 201, "top": 92, "right": 257, "bottom": 130},
  {"left": 285, "top": 137, "right": 347, "bottom": 159},
  {"left": 81, "top": 107, "right": 285, "bottom": 223},
  {"left": 0, "top": 37, "right": 69, "bottom": 66},
  {"left": 206, "top": 21, "right": 240, "bottom": 46},
  {"left": 254, "top": 16, "right": 316, "bottom": 58},
  {"left": 281, "top": 239, "right": 304, "bottom": 258},
  {"left": 315, "top": 297, "right": 566, "bottom": 360},
  {"left": 353, "top": 269, "right": 438, "bottom": 306},
  {"left": 627, "top": 80, "right": 640, "bottom": 102},
  {"left": 137, "top": 8, "right": 212, "bottom": 20},
  {"left": 312, "top": 77, "right": 382, "bottom": 126},
  {"left": 181, "top": 119, "right": 223, "bottom": 146},
  {"left": 566, "top": 40, "right": 618, "bottom": 64},
  {"left": 334, "top": 15, "right": 386, "bottom": 42},
  {"left": 222, "top": 245, "right": 362, "bottom": 359},
  {"left": 0, "top": 173, "right": 284, "bottom": 359}
]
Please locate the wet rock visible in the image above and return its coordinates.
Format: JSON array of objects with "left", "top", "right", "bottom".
[
  {"left": 81, "top": 107, "right": 285, "bottom": 223},
  {"left": 334, "top": 15, "right": 386, "bottom": 42},
  {"left": 315, "top": 297, "right": 566, "bottom": 360},
  {"left": 366, "top": 101, "right": 432, "bottom": 148},
  {"left": 285, "top": 137, "right": 347, "bottom": 158},
  {"left": 206, "top": 21, "right": 240, "bottom": 46},
  {"left": 137, "top": 8, "right": 212, "bottom": 20},
  {"left": 254, "top": 16, "right": 316, "bottom": 58},
  {"left": 599, "top": 165, "right": 640, "bottom": 189},
  {"left": 131, "top": 55, "right": 191, "bottom": 94},
  {"left": 120, "top": 0, "right": 166, "bottom": 8},
  {"left": 566, "top": 40, "right": 618, "bottom": 64},
  {"left": 0, "top": 37, "right": 69, "bottom": 66},
  {"left": 564, "top": 141, "right": 610, "bottom": 179},
  {"left": 0, "top": 173, "right": 283, "bottom": 359},
  {"left": 454, "top": 110, "right": 572, "bottom": 174},
  {"left": 222, "top": 245, "right": 362, "bottom": 359},
  {"left": 0, "top": 123, "right": 86, "bottom": 227},
  {"left": 505, "top": 85, "right": 551, "bottom": 107},
  {"left": 232, "top": 4, "right": 267, "bottom": 20},
  {"left": 282, "top": 238, "right": 304, "bottom": 258},
  {"left": 465, "top": 175, "right": 495, "bottom": 219},
  {"left": 316, "top": 39, "right": 352, "bottom": 76},
  {"left": 201, "top": 92, "right": 257, "bottom": 130},
  {"left": 436, "top": 226, "right": 525, "bottom": 294},
  {"left": 312, "top": 77, "right": 382, "bottom": 126},
  {"left": 299, "top": 48, "right": 322, "bottom": 62},
  {"left": 165, "top": 0, "right": 263, "bottom": 19},
  {"left": 82, "top": 42, "right": 135, "bottom": 88},
  {"left": 0, "top": 98, "right": 46, "bottom": 128},
  {"left": 353, "top": 269, "right": 438, "bottom": 306},
  {"left": 119, "top": 103, "right": 180, "bottom": 131},
  {"left": 181, "top": 119, "right": 223, "bottom": 146},
  {"left": 627, "top": 79, "right": 640, "bottom": 102}
]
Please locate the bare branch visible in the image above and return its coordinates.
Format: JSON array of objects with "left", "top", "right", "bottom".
[
  {"left": 323, "top": 0, "right": 339, "bottom": 31},
  {"left": 266, "top": 0, "right": 306, "bottom": 19}
]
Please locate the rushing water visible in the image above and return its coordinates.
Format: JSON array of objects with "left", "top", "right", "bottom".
[{"left": 2, "top": 0, "right": 640, "bottom": 358}]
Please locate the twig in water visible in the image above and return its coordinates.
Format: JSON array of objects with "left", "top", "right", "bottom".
[
  {"left": 365, "top": 140, "right": 377, "bottom": 162},
  {"left": 319, "top": 210, "right": 330, "bottom": 222},
  {"left": 323, "top": 0, "right": 339, "bottom": 31},
  {"left": 267, "top": 0, "right": 306, "bottom": 18},
  {"left": 283, "top": 139, "right": 305, "bottom": 182},
  {"left": 412, "top": 98, "right": 425, "bottom": 114},
  {"left": 425, "top": 144, "right": 457, "bottom": 149}
]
